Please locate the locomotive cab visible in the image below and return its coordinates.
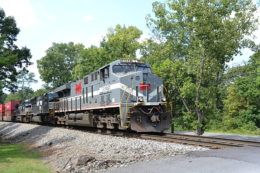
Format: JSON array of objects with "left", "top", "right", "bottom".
[{"left": 110, "top": 59, "right": 171, "bottom": 132}]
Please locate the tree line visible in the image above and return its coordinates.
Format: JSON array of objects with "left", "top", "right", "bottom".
[{"left": 0, "top": 0, "right": 259, "bottom": 135}]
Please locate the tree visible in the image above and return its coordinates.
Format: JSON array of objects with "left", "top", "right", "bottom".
[
  {"left": 16, "top": 70, "right": 37, "bottom": 89},
  {"left": 4, "top": 87, "right": 34, "bottom": 103},
  {"left": 223, "top": 51, "right": 260, "bottom": 131},
  {"left": 0, "top": 89, "right": 7, "bottom": 104},
  {"left": 72, "top": 46, "right": 104, "bottom": 80},
  {"left": 101, "top": 25, "right": 142, "bottom": 62},
  {"left": 33, "top": 89, "right": 48, "bottom": 97},
  {"left": 72, "top": 25, "right": 143, "bottom": 80},
  {"left": 4, "top": 70, "right": 37, "bottom": 102},
  {"left": 37, "top": 42, "right": 84, "bottom": 88},
  {"left": 144, "top": 0, "right": 258, "bottom": 134},
  {"left": 15, "top": 70, "right": 37, "bottom": 101},
  {"left": 0, "top": 8, "right": 31, "bottom": 95}
]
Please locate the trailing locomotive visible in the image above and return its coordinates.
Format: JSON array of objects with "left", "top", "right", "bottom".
[{"left": 0, "top": 59, "right": 172, "bottom": 132}]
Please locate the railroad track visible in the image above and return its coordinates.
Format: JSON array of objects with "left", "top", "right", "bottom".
[
  {"left": 2, "top": 122, "right": 260, "bottom": 149},
  {"left": 138, "top": 133, "right": 260, "bottom": 149},
  {"left": 83, "top": 128, "right": 260, "bottom": 149}
]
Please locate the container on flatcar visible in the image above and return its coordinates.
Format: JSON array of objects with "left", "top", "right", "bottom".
[
  {"left": 3, "top": 101, "right": 20, "bottom": 121},
  {"left": 0, "top": 104, "right": 4, "bottom": 121}
]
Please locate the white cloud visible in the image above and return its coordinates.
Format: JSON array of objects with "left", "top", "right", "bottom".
[
  {"left": 0, "top": 0, "right": 36, "bottom": 29},
  {"left": 83, "top": 15, "right": 94, "bottom": 22}
]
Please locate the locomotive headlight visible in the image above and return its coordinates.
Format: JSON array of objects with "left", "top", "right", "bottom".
[
  {"left": 161, "top": 97, "right": 166, "bottom": 102},
  {"left": 138, "top": 96, "right": 144, "bottom": 102}
]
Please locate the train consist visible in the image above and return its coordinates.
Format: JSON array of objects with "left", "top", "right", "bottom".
[{"left": 0, "top": 59, "right": 172, "bottom": 132}]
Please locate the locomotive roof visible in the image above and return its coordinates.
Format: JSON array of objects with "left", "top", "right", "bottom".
[
  {"left": 50, "top": 59, "right": 151, "bottom": 94},
  {"left": 52, "top": 82, "right": 72, "bottom": 93},
  {"left": 99, "top": 59, "right": 149, "bottom": 69}
]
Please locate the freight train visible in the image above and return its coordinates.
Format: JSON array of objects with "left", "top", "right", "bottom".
[{"left": 0, "top": 59, "right": 172, "bottom": 132}]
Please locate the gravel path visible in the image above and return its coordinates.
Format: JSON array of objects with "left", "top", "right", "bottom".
[{"left": 0, "top": 122, "right": 207, "bottom": 173}]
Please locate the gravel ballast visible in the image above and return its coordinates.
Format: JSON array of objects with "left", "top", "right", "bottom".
[{"left": 0, "top": 122, "right": 208, "bottom": 172}]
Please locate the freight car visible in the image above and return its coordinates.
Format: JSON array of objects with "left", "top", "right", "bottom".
[
  {"left": 0, "top": 104, "right": 4, "bottom": 121},
  {"left": 0, "top": 59, "right": 172, "bottom": 132},
  {"left": 1, "top": 101, "right": 20, "bottom": 121}
]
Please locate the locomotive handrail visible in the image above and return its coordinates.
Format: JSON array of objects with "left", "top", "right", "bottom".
[
  {"left": 119, "top": 86, "right": 127, "bottom": 121},
  {"left": 119, "top": 84, "right": 134, "bottom": 128},
  {"left": 163, "top": 86, "right": 172, "bottom": 113}
]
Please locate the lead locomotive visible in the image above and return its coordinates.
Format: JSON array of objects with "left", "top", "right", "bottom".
[{"left": 1, "top": 59, "right": 172, "bottom": 132}]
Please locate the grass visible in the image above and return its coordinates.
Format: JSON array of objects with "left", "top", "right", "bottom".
[{"left": 0, "top": 144, "right": 53, "bottom": 173}]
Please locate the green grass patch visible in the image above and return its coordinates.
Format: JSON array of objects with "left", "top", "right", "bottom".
[{"left": 0, "top": 144, "right": 52, "bottom": 173}]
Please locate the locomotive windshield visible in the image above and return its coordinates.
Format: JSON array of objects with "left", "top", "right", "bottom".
[
  {"left": 113, "top": 65, "right": 151, "bottom": 74},
  {"left": 24, "top": 101, "right": 32, "bottom": 108}
]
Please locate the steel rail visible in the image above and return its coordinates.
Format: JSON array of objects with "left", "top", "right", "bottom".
[
  {"left": 139, "top": 134, "right": 238, "bottom": 149},
  {"left": 163, "top": 133, "right": 260, "bottom": 147},
  {"left": 138, "top": 133, "right": 260, "bottom": 149}
]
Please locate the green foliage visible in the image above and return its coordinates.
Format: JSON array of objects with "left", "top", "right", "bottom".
[
  {"left": 37, "top": 42, "right": 84, "bottom": 88},
  {"left": 4, "top": 87, "right": 34, "bottom": 103},
  {"left": 4, "top": 70, "right": 37, "bottom": 103},
  {"left": 0, "top": 8, "right": 31, "bottom": 96},
  {"left": 0, "top": 144, "right": 52, "bottom": 173},
  {"left": 101, "top": 24, "right": 142, "bottom": 61},
  {"left": 223, "top": 52, "right": 260, "bottom": 131},
  {"left": 72, "top": 46, "right": 104, "bottom": 80},
  {"left": 33, "top": 89, "right": 49, "bottom": 97},
  {"left": 144, "top": 0, "right": 258, "bottom": 134},
  {"left": 0, "top": 83, "right": 7, "bottom": 104},
  {"left": 15, "top": 70, "right": 37, "bottom": 89},
  {"left": 72, "top": 25, "right": 143, "bottom": 80}
]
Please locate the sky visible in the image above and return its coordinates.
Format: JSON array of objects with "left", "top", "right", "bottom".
[{"left": 0, "top": 0, "right": 259, "bottom": 91}]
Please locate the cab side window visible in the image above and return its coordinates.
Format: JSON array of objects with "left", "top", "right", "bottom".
[{"left": 100, "top": 66, "right": 109, "bottom": 80}]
